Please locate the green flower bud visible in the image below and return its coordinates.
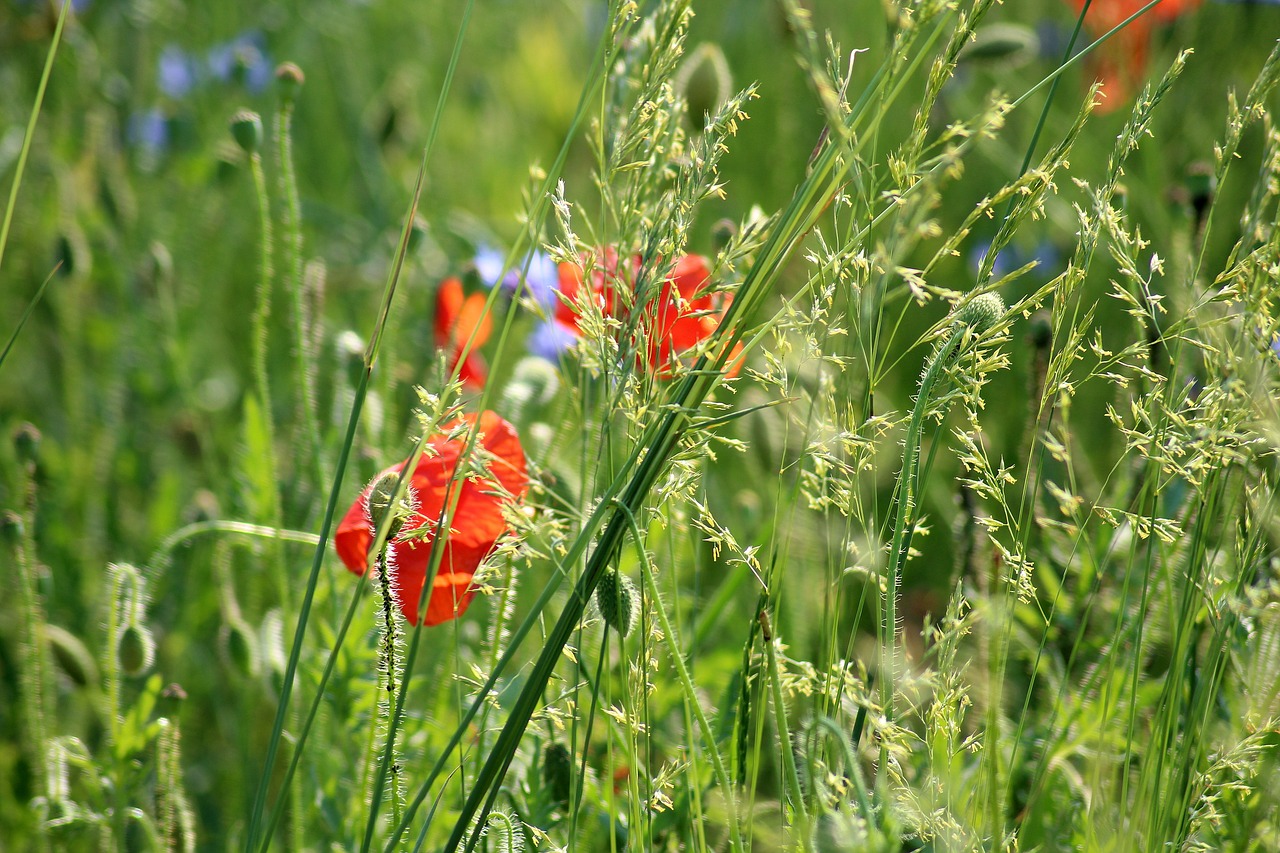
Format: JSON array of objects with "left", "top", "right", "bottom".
[
  {"left": 596, "top": 570, "right": 638, "bottom": 638},
  {"left": 229, "top": 109, "right": 263, "bottom": 154},
  {"left": 541, "top": 742, "right": 572, "bottom": 809},
  {"left": 958, "top": 24, "right": 1038, "bottom": 67},
  {"left": 1, "top": 510, "right": 25, "bottom": 548},
  {"left": 1027, "top": 310, "right": 1052, "bottom": 351},
  {"left": 12, "top": 422, "right": 41, "bottom": 465},
  {"left": 367, "top": 471, "right": 415, "bottom": 540},
  {"left": 711, "top": 218, "right": 738, "bottom": 253},
  {"left": 275, "top": 62, "right": 305, "bottom": 101},
  {"left": 116, "top": 623, "right": 156, "bottom": 678},
  {"left": 676, "top": 43, "right": 732, "bottom": 132},
  {"left": 954, "top": 292, "right": 1005, "bottom": 335}
]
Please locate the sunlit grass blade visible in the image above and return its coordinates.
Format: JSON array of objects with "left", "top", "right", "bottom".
[
  {"left": 0, "top": 2, "right": 69, "bottom": 279},
  {"left": 0, "top": 264, "right": 57, "bottom": 375}
]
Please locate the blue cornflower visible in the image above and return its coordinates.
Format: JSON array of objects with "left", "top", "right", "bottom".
[
  {"left": 523, "top": 251, "right": 560, "bottom": 313},
  {"left": 474, "top": 245, "right": 519, "bottom": 291},
  {"left": 527, "top": 319, "right": 578, "bottom": 361},
  {"left": 158, "top": 46, "right": 199, "bottom": 99},
  {"left": 207, "top": 32, "right": 273, "bottom": 93},
  {"left": 476, "top": 246, "right": 561, "bottom": 313},
  {"left": 969, "top": 240, "right": 1015, "bottom": 280},
  {"left": 127, "top": 108, "right": 169, "bottom": 157},
  {"left": 969, "top": 238, "right": 1059, "bottom": 282}
]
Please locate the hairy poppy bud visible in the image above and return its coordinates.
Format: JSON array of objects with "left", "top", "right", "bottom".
[
  {"left": 954, "top": 292, "right": 1005, "bottom": 335},
  {"left": 711, "top": 218, "right": 737, "bottom": 253},
  {"left": 12, "top": 422, "right": 41, "bottom": 465},
  {"left": 1027, "top": 310, "right": 1052, "bottom": 351},
  {"left": 116, "top": 623, "right": 156, "bottom": 677},
  {"left": 0, "top": 510, "right": 24, "bottom": 547},
  {"left": 275, "top": 62, "right": 305, "bottom": 101},
  {"left": 367, "top": 471, "right": 414, "bottom": 540},
  {"left": 958, "top": 24, "right": 1038, "bottom": 67},
  {"left": 229, "top": 108, "right": 263, "bottom": 154},
  {"left": 677, "top": 43, "right": 732, "bottom": 132},
  {"left": 541, "top": 742, "right": 572, "bottom": 809},
  {"left": 596, "top": 570, "right": 638, "bottom": 638}
]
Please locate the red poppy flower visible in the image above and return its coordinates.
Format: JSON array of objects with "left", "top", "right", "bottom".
[
  {"left": 553, "top": 250, "right": 743, "bottom": 376},
  {"left": 435, "top": 277, "right": 492, "bottom": 390},
  {"left": 334, "top": 411, "right": 528, "bottom": 626},
  {"left": 1070, "top": 0, "right": 1202, "bottom": 112}
]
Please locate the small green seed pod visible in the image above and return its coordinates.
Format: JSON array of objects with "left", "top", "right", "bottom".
[
  {"left": 0, "top": 510, "right": 24, "bottom": 548},
  {"left": 229, "top": 109, "right": 263, "bottom": 154},
  {"left": 367, "top": 471, "right": 414, "bottom": 540},
  {"left": 954, "top": 292, "right": 1005, "bottom": 335},
  {"left": 676, "top": 43, "right": 732, "bottom": 132},
  {"left": 541, "top": 742, "right": 572, "bottom": 809},
  {"left": 1027, "top": 310, "right": 1052, "bottom": 351},
  {"left": 596, "top": 570, "right": 638, "bottom": 638},
  {"left": 275, "top": 62, "right": 305, "bottom": 101},
  {"left": 957, "top": 23, "right": 1039, "bottom": 67},
  {"left": 116, "top": 623, "right": 156, "bottom": 678},
  {"left": 12, "top": 423, "right": 41, "bottom": 464}
]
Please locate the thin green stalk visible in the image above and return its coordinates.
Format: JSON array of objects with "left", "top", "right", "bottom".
[
  {"left": 275, "top": 79, "right": 324, "bottom": 490},
  {"left": 761, "top": 611, "right": 810, "bottom": 838},
  {"left": 879, "top": 326, "right": 965, "bottom": 762},
  {"left": 0, "top": 266, "right": 57, "bottom": 375},
  {"left": 247, "top": 148, "right": 277, "bottom": 472},
  {"left": 373, "top": 551, "right": 406, "bottom": 841},
  {"left": 9, "top": 461, "right": 50, "bottom": 851},
  {"left": 0, "top": 1, "right": 68, "bottom": 277}
]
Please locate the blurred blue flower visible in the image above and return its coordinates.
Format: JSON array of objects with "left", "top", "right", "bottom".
[
  {"left": 127, "top": 108, "right": 169, "bottom": 156},
  {"left": 476, "top": 246, "right": 561, "bottom": 313},
  {"left": 156, "top": 31, "right": 273, "bottom": 99},
  {"left": 207, "top": 32, "right": 273, "bottom": 93},
  {"left": 527, "top": 319, "right": 577, "bottom": 361},
  {"left": 158, "top": 46, "right": 199, "bottom": 99},
  {"left": 524, "top": 251, "right": 560, "bottom": 312},
  {"left": 969, "top": 238, "right": 1060, "bottom": 282},
  {"left": 475, "top": 244, "right": 518, "bottom": 290}
]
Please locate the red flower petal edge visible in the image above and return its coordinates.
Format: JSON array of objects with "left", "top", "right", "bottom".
[
  {"left": 334, "top": 411, "right": 528, "bottom": 626},
  {"left": 553, "top": 250, "right": 741, "bottom": 377}
]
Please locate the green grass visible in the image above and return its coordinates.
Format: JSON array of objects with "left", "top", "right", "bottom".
[{"left": 3, "top": 0, "right": 1280, "bottom": 850}]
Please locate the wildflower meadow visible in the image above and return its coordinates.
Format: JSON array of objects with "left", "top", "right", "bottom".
[{"left": 5, "top": 0, "right": 1280, "bottom": 850}]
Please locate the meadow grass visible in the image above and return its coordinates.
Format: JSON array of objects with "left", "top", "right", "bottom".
[{"left": 2, "top": 0, "right": 1280, "bottom": 850}]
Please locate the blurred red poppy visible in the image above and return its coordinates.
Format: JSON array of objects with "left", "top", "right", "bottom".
[
  {"left": 1070, "top": 0, "right": 1202, "bottom": 112},
  {"left": 334, "top": 411, "right": 528, "bottom": 626},
  {"left": 435, "top": 277, "right": 492, "bottom": 390},
  {"left": 554, "top": 250, "right": 743, "bottom": 376}
]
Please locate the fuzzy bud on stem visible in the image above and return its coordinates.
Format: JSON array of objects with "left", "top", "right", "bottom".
[
  {"left": 596, "top": 570, "right": 638, "bottom": 637},
  {"left": 229, "top": 109, "right": 263, "bottom": 154}
]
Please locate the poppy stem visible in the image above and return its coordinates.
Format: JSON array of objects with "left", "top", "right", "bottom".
[{"left": 373, "top": 548, "right": 406, "bottom": 837}]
